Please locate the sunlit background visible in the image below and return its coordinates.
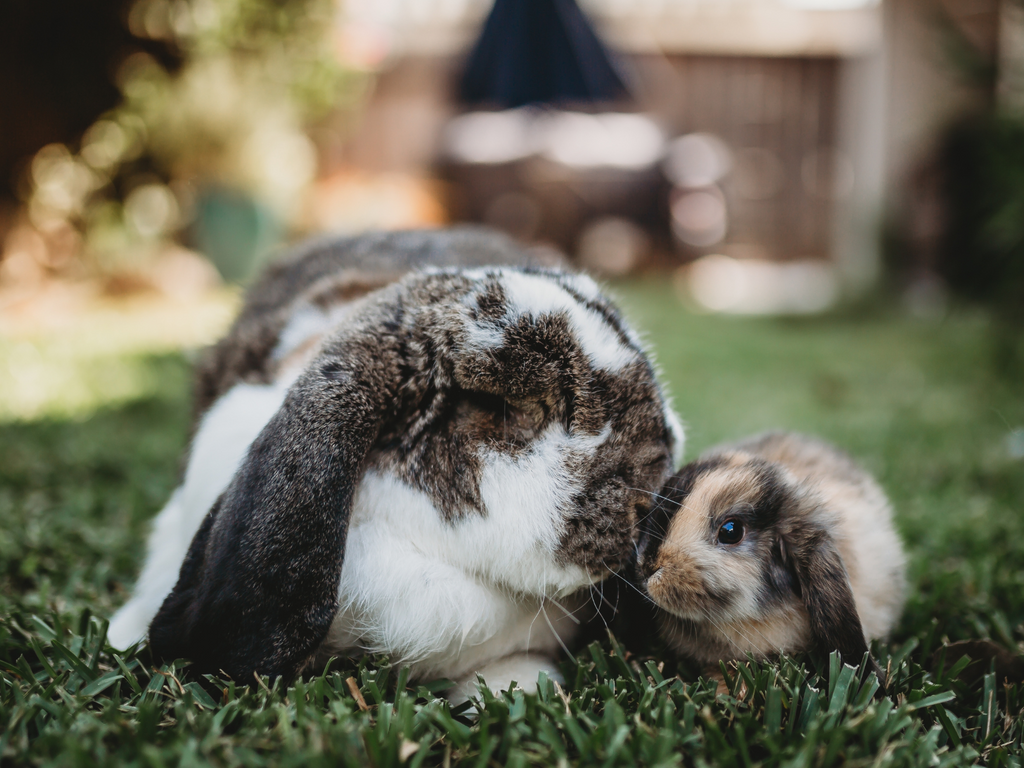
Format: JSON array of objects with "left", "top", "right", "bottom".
[
  {"left": 0, "top": 0, "right": 1022, "bottom": 420},
  {"left": 3, "top": 6, "right": 1024, "bottom": 763}
]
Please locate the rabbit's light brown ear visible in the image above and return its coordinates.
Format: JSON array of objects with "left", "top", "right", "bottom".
[
  {"left": 148, "top": 335, "right": 402, "bottom": 682},
  {"left": 786, "top": 525, "right": 884, "bottom": 683}
]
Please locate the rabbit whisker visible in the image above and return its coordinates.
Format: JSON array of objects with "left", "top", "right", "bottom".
[
  {"left": 545, "top": 595, "right": 583, "bottom": 625},
  {"left": 625, "top": 486, "right": 677, "bottom": 507},
  {"left": 540, "top": 599, "right": 577, "bottom": 662},
  {"left": 526, "top": 598, "right": 547, "bottom": 655},
  {"left": 639, "top": 529, "right": 667, "bottom": 544},
  {"left": 597, "top": 568, "right": 617, "bottom": 618},
  {"left": 601, "top": 561, "right": 658, "bottom": 608},
  {"left": 583, "top": 557, "right": 615, "bottom": 627}
]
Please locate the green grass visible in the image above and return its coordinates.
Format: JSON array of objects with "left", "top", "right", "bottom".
[{"left": 1, "top": 280, "right": 1022, "bottom": 767}]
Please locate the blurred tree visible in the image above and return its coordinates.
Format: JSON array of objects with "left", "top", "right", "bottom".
[
  {"left": 0, "top": 0, "right": 179, "bottom": 207},
  {"left": 941, "top": 116, "right": 1024, "bottom": 324},
  {"left": 12, "top": 0, "right": 361, "bottom": 279},
  {"left": 935, "top": 0, "right": 1024, "bottom": 370}
]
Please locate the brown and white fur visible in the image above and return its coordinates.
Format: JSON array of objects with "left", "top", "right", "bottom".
[
  {"left": 637, "top": 432, "right": 905, "bottom": 681},
  {"left": 108, "top": 228, "right": 683, "bottom": 701}
]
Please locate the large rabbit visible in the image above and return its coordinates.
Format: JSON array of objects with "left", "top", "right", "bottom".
[{"left": 109, "top": 228, "right": 682, "bottom": 699}]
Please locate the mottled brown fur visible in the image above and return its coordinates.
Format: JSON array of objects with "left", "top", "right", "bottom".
[
  {"left": 193, "top": 227, "right": 564, "bottom": 420},
  {"left": 149, "top": 231, "right": 677, "bottom": 681}
]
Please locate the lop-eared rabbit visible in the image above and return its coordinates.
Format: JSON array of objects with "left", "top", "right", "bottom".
[
  {"left": 637, "top": 432, "right": 905, "bottom": 683},
  {"left": 109, "top": 228, "right": 682, "bottom": 701}
]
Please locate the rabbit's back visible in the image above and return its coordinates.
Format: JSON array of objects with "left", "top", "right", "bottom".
[{"left": 194, "top": 227, "right": 563, "bottom": 418}]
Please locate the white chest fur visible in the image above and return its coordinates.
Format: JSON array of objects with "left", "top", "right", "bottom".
[
  {"left": 107, "top": 268, "right": 663, "bottom": 696},
  {"left": 109, "top": 377, "right": 592, "bottom": 691},
  {"left": 322, "top": 461, "right": 592, "bottom": 682}
]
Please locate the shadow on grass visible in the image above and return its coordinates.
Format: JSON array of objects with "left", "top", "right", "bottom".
[{"left": 0, "top": 353, "right": 192, "bottom": 610}]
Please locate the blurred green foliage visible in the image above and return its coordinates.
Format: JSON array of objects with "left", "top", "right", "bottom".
[
  {"left": 27, "top": 0, "right": 362, "bottom": 274},
  {"left": 941, "top": 116, "right": 1024, "bottom": 323},
  {"left": 925, "top": 0, "right": 1024, "bottom": 336},
  {"left": 127, "top": 0, "right": 346, "bottom": 114},
  {"left": 934, "top": 113, "right": 1024, "bottom": 377}
]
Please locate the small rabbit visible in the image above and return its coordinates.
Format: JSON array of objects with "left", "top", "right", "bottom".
[
  {"left": 108, "top": 227, "right": 683, "bottom": 700},
  {"left": 636, "top": 432, "right": 905, "bottom": 681}
]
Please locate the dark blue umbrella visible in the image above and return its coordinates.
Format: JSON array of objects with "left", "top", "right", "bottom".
[{"left": 459, "top": 0, "right": 629, "bottom": 109}]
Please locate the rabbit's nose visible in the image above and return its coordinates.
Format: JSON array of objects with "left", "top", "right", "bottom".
[{"left": 643, "top": 566, "right": 664, "bottom": 589}]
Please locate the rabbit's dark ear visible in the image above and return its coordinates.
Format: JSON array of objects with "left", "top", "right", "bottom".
[
  {"left": 787, "top": 525, "right": 885, "bottom": 683},
  {"left": 148, "top": 342, "right": 400, "bottom": 681}
]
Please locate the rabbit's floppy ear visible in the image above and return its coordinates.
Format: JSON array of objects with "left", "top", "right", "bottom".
[
  {"left": 784, "top": 523, "right": 884, "bottom": 682},
  {"left": 148, "top": 310, "right": 405, "bottom": 681}
]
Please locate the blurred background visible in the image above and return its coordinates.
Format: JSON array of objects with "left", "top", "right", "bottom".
[
  {"left": 1, "top": 0, "right": 1023, "bottom": 420},
  {"left": 2, "top": 0, "right": 1023, "bottom": 296},
  {"left": 2, "top": 0, "right": 1023, "bottom": 660}
]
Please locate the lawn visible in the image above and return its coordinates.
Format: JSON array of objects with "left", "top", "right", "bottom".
[{"left": 1, "top": 280, "right": 1022, "bottom": 767}]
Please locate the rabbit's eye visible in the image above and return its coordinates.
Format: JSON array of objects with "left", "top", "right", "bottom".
[
  {"left": 502, "top": 401, "right": 541, "bottom": 431},
  {"left": 717, "top": 520, "right": 744, "bottom": 545}
]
